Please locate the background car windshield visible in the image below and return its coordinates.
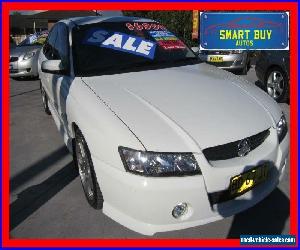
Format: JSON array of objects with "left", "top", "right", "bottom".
[
  {"left": 18, "top": 31, "right": 48, "bottom": 46},
  {"left": 72, "top": 21, "right": 198, "bottom": 76}
]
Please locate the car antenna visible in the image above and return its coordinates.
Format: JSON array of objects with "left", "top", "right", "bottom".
[{"left": 95, "top": 10, "right": 102, "bottom": 16}]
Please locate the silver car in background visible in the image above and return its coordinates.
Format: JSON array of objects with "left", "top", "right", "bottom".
[
  {"left": 10, "top": 31, "right": 48, "bottom": 79},
  {"left": 199, "top": 50, "right": 250, "bottom": 74}
]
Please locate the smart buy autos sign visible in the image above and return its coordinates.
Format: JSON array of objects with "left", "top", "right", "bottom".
[{"left": 200, "top": 12, "right": 289, "bottom": 50}]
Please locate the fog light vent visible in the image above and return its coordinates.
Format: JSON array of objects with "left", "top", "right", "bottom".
[{"left": 172, "top": 203, "right": 188, "bottom": 219}]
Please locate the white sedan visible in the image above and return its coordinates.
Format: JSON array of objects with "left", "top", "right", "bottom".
[{"left": 38, "top": 16, "right": 289, "bottom": 235}]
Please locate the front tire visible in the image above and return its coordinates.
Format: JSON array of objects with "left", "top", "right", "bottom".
[{"left": 74, "top": 128, "right": 103, "bottom": 209}]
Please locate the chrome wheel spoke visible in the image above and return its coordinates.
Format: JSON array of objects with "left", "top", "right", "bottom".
[
  {"left": 267, "top": 71, "right": 284, "bottom": 99},
  {"left": 76, "top": 139, "right": 94, "bottom": 200},
  {"left": 276, "top": 75, "right": 283, "bottom": 83},
  {"left": 42, "top": 90, "right": 46, "bottom": 107},
  {"left": 272, "top": 72, "right": 277, "bottom": 82},
  {"left": 276, "top": 86, "right": 283, "bottom": 95},
  {"left": 268, "top": 87, "right": 274, "bottom": 97}
]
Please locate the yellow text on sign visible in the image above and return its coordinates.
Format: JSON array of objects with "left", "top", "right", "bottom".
[
  {"left": 220, "top": 29, "right": 272, "bottom": 40},
  {"left": 254, "top": 30, "right": 272, "bottom": 40}
]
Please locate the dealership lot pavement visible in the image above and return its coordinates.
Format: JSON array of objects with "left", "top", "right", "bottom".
[{"left": 10, "top": 67, "right": 290, "bottom": 238}]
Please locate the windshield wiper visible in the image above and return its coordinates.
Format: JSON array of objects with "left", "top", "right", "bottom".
[
  {"left": 169, "top": 57, "right": 200, "bottom": 63},
  {"left": 78, "top": 57, "right": 201, "bottom": 77}
]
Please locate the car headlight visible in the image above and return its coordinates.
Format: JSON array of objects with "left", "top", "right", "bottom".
[
  {"left": 119, "top": 147, "right": 201, "bottom": 176},
  {"left": 23, "top": 51, "right": 35, "bottom": 60},
  {"left": 276, "top": 114, "right": 288, "bottom": 143}
]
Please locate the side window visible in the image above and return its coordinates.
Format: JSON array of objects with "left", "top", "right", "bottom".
[
  {"left": 43, "top": 24, "right": 59, "bottom": 60},
  {"left": 54, "top": 23, "right": 70, "bottom": 72}
]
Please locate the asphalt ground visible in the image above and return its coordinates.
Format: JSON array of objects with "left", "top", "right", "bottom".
[{"left": 9, "top": 66, "right": 290, "bottom": 238}]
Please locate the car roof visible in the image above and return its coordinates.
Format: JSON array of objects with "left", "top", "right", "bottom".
[{"left": 60, "top": 15, "right": 155, "bottom": 26}]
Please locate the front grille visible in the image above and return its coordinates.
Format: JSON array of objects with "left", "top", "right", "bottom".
[
  {"left": 206, "top": 61, "right": 233, "bottom": 67},
  {"left": 10, "top": 57, "right": 18, "bottom": 62},
  {"left": 203, "top": 129, "right": 270, "bottom": 161}
]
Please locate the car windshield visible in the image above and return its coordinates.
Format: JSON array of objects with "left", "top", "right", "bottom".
[
  {"left": 72, "top": 21, "right": 200, "bottom": 76},
  {"left": 18, "top": 31, "right": 48, "bottom": 46}
]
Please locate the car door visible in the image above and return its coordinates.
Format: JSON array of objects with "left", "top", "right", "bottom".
[{"left": 51, "top": 23, "right": 74, "bottom": 139}]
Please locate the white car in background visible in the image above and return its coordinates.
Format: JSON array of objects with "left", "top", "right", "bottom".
[{"left": 38, "top": 16, "right": 289, "bottom": 235}]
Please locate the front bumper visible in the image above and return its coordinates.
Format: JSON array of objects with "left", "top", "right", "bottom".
[
  {"left": 199, "top": 53, "right": 247, "bottom": 70},
  {"left": 9, "top": 57, "right": 37, "bottom": 77},
  {"left": 92, "top": 128, "right": 289, "bottom": 235}
]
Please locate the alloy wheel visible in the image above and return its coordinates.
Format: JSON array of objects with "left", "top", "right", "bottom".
[
  {"left": 41, "top": 88, "right": 47, "bottom": 110},
  {"left": 76, "top": 137, "right": 95, "bottom": 200},
  {"left": 267, "top": 70, "right": 285, "bottom": 99}
]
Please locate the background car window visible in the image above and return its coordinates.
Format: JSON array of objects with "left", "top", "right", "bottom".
[{"left": 18, "top": 31, "right": 48, "bottom": 47}]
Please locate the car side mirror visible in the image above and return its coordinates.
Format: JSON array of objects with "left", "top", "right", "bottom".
[
  {"left": 41, "top": 60, "right": 65, "bottom": 74},
  {"left": 191, "top": 47, "right": 200, "bottom": 55}
]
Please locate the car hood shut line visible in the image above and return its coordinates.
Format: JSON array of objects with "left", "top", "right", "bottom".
[{"left": 81, "top": 77, "right": 147, "bottom": 151}]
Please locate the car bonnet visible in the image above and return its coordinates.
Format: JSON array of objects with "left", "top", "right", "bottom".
[{"left": 82, "top": 63, "right": 281, "bottom": 152}]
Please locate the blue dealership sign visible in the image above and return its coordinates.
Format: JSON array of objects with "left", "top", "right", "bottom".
[{"left": 200, "top": 12, "right": 289, "bottom": 50}]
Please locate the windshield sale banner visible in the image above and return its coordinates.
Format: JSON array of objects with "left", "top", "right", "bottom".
[{"left": 200, "top": 12, "right": 289, "bottom": 50}]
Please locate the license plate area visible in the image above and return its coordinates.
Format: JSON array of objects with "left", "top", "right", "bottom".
[
  {"left": 209, "top": 56, "right": 223, "bottom": 62},
  {"left": 229, "top": 164, "right": 269, "bottom": 197}
]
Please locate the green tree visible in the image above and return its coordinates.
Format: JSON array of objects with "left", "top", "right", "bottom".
[
  {"left": 123, "top": 11, "right": 198, "bottom": 47},
  {"left": 11, "top": 11, "right": 22, "bottom": 16}
]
